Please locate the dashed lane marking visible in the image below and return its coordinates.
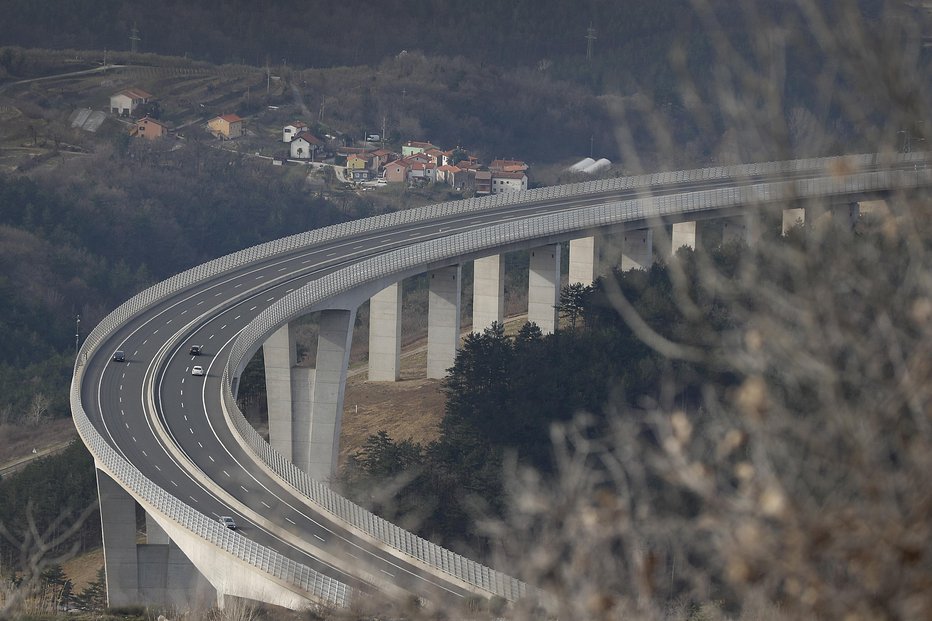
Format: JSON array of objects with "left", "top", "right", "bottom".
[
  {"left": 266, "top": 297, "right": 275, "bottom": 302},
  {"left": 197, "top": 442, "right": 203, "bottom": 448},
  {"left": 285, "top": 517, "right": 296, "bottom": 524},
  {"left": 314, "top": 534, "right": 326, "bottom": 542},
  {"left": 170, "top": 480, "right": 178, "bottom": 487},
  {"left": 249, "top": 305, "right": 257, "bottom": 311},
  {"left": 154, "top": 465, "right": 161, "bottom": 471},
  {"left": 380, "top": 569, "right": 395, "bottom": 577},
  {"left": 261, "top": 501, "right": 271, "bottom": 509},
  {"left": 208, "top": 455, "right": 215, "bottom": 462},
  {"left": 223, "top": 470, "right": 230, "bottom": 477},
  {"left": 240, "top": 485, "right": 249, "bottom": 493},
  {"left": 189, "top": 496, "right": 198, "bottom": 503},
  {"left": 209, "top": 334, "right": 215, "bottom": 340},
  {"left": 234, "top": 283, "right": 243, "bottom": 288},
  {"left": 221, "top": 324, "right": 227, "bottom": 330}
]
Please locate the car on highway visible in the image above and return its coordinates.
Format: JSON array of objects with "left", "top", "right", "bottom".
[
  {"left": 112, "top": 350, "right": 125, "bottom": 362},
  {"left": 191, "top": 365, "right": 205, "bottom": 376},
  {"left": 219, "top": 515, "right": 236, "bottom": 530},
  {"left": 189, "top": 345, "right": 202, "bottom": 355}
]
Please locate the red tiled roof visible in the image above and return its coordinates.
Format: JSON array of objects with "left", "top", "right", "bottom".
[
  {"left": 493, "top": 171, "right": 527, "bottom": 180},
  {"left": 118, "top": 88, "right": 152, "bottom": 100},
  {"left": 137, "top": 116, "right": 168, "bottom": 128},
  {"left": 295, "top": 130, "right": 322, "bottom": 145}
]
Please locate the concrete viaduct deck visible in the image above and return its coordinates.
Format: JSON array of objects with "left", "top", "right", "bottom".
[{"left": 71, "top": 152, "right": 931, "bottom": 611}]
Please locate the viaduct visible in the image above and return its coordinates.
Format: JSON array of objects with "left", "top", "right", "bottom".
[{"left": 71, "top": 152, "right": 931, "bottom": 611}]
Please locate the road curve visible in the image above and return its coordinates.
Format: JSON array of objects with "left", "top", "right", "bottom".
[{"left": 73, "top": 152, "right": 931, "bottom": 609}]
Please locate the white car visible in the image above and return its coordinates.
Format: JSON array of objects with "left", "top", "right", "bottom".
[
  {"left": 191, "top": 365, "right": 205, "bottom": 376},
  {"left": 219, "top": 515, "right": 236, "bottom": 530}
]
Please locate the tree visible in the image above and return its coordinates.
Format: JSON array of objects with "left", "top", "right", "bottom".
[{"left": 558, "top": 282, "right": 591, "bottom": 330}]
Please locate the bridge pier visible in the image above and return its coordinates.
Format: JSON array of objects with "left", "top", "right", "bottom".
[
  {"left": 621, "top": 229, "right": 653, "bottom": 270},
  {"left": 528, "top": 244, "right": 561, "bottom": 334},
  {"left": 568, "top": 236, "right": 598, "bottom": 286},
  {"left": 473, "top": 255, "right": 504, "bottom": 332},
  {"left": 671, "top": 221, "right": 701, "bottom": 253},
  {"left": 368, "top": 283, "right": 402, "bottom": 381},
  {"left": 308, "top": 309, "right": 356, "bottom": 481},
  {"left": 427, "top": 265, "right": 462, "bottom": 379},
  {"left": 98, "top": 469, "right": 212, "bottom": 609},
  {"left": 782, "top": 207, "right": 806, "bottom": 234},
  {"left": 262, "top": 324, "right": 308, "bottom": 463}
]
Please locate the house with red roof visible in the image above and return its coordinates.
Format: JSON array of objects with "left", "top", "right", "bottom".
[
  {"left": 282, "top": 121, "right": 307, "bottom": 143},
  {"left": 208, "top": 114, "right": 243, "bottom": 139},
  {"left": 110, "top": 88, "right": 152, "bottom": 116},
  {"left": 130, "top": 116, "right": 169, "bottom": 140},
  {"left": 290, "top": 130, "right": 323, "bottom": 159}
]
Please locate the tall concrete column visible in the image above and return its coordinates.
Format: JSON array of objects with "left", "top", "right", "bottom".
[
  {"left": 782, "top": 207, "right": 806, "bottom": 234},
  {"left": 621, "top": 229, "right": 653, "bottom": 271},
  {"left": 369, "top": 282, "right": 402, "bottom": 381},
  {"left": 427, "top": 265, "right": 462, "bottom": 379},
  {"left": 97, "top": 469, "right": 139, "bottom": 607},
  {"left": 528, "top": 244, "right": 561, "bottom": 334},
  {"left": 308, "top": 308, "right": 356, "bottom": 482},
  {"left": 290, "top": 367, "right": 315, "bottom": 472},
  {"left": 671, "top": 221, "right": 700, "bottom": 253},
  {"left": 472, "top": 255, "right": 504, "bottom": 332},
  {"left": 568, "top": 236, "right": 598, "bottom": 286},
  {"left": 262, "top": 324, "right": 297, "bottom": 461}
]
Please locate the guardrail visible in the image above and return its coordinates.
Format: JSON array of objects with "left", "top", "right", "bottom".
[{"left": 73, "top": 152, "right": 929, "bottom": 608}]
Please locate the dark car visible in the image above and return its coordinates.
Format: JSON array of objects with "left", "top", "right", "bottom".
[
  {"left": 189, "top": 345, "right": 202, "bottom": 356},
  {"left": 112, "top": 350, "right": 126, "bottom": 362}
]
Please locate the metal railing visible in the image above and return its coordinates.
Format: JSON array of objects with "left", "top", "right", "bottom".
[{"left": 72, "top": 152, "right": 929, "bottom": 608}]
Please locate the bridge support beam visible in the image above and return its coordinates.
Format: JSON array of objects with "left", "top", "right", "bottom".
[
  {"left": 473, "top": 255, "right": 504, "bottom": 332},
  {"left": 671, "top": 221, "right": 701, "bottom": 253},
  {"left": 568, "top": 236, "right": 598, "bottom": 286},
  {"left": 369, "top": 282, "right": 402, "bottom": 381},
  {"left": 427, "top": 265, "right": 462, "bottom": 379},
  {"left": 146, "top": 512, "right": 169, "bottom": 545},
  {"left": 782, "top": 207, "right": 806, "bottom": 234},
  {"left": 98, "top": 469, "right": 140, "bottom": 608},
  {"left": 621, "top": 229, "right": 653, "bottom": 271},
  {"left": 307, "top": 309, "right": 355, "bottom": 482},
  {"left": 528, "top": 244, "right": 561, "bottom": 334}
]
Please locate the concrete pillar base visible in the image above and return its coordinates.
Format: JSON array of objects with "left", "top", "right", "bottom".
[
  {"left": 782, "top": 207, "right": 806, "bottom": 234},
  {"left": 671, "top": 221, "right": 700, "bottom": 253}
]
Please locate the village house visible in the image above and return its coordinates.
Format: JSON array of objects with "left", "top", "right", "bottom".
[
  {"left": 208, "top": 114, "right": 243, "bottom": 139},
  {"left": 401, "top": 140, "right": 436, "bottom": 157},
  {"left": 475, "top": 169, "right": 493, "bottom": 194},
  {"left": 130, "top": 116, "right": 169, "bottom": 140},
  {"left": 489, "top": 159, "right": 529, "bottom": 173},
  {"left": 290, "top": 130, "right": 323, "bottom": 159},
  {"left": 110, "top": 88, "right": 152, "bottom": 116},
  {"left": 383, "top": 160, "right": 410, "bottom": 183},
  {"left": 282, "top": 121, "right": 307, "bottom": 143},
  {"left": 491, "top": 171, "right": 528, "bottom": 193}
]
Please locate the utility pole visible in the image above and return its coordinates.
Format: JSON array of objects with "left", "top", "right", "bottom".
[
  {"left": 381, "top": 115, "right": 387, "bottom": 148},
  {"left": 129, "top": 22, "right": 141, "bottom": 54},
  {"left": 75, "top": 314, "right": 81, "bottom": 355},
  {"left": 585, "top": 24, "right": 597, "bottom": 61}
]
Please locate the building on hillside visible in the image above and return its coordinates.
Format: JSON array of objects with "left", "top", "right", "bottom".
[
  {"left": 290, "top": 130, "right": 323, "bottom": 159},
  {"left": 283, "top": 121, "right": 307, "bottom": 143},
  {"left": 401, "top": 140, "right": 436, "bottom": 157},
  {"left": 110, "top": 88, "right": 152, "bottom": 116},
  {"left": 208, "top": 114, "right": 243, "bottom": 139},
  {"left": 491, "top": 171, "right": 528, "bottom": 193},
  {"left": 489, "top": 159, "right": 529, "bottom": 173},
  {"left": 475, "top": 169, "right": 492, "bottom": 195},
  {"left": 384, "top": 160, "right": 410, "bottom": 183},
  {"left": 130, "top": 116, "right": 169, "bottom": 140},
  {"left": 407, "top": 162, "right": 437, "bottom": 184},
  {"left": 346, "top": 153, "right": 373, "bottom": 171},
  {"left": 369, "top": 148, "right": 395, "bottom": 170}
]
